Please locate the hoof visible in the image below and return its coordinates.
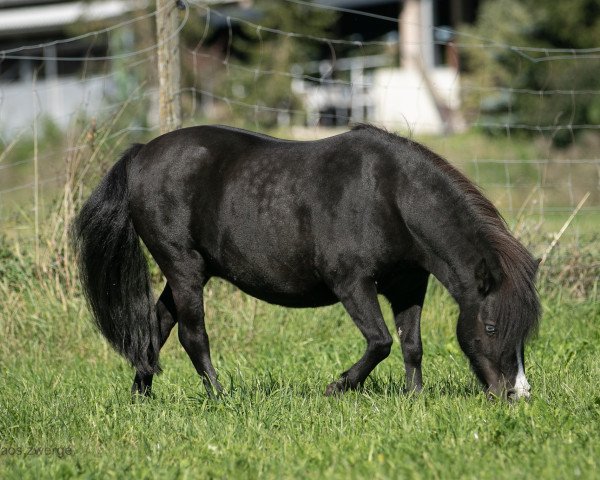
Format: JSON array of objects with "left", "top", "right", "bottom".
[
  {"left": 203, "top": 378, "right": 224, "bottom": 400},
  {"left": 324, "top": 378, "right": 352, "bottom": 396},
  {"left": 205, "top": 388, "right": 224, "bottom": 401},
  {"left": 403, "top": 385, "right": 423, "bottom": 396},
  {"left": 131, "top": 385, "right": 153, "bottom": 398},
  {"left": 131, "top": 390, "right": 153, "bottom": 403}
]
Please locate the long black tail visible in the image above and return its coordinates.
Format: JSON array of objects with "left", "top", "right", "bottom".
[{"left": 72, "top": 144, "right": 160, "bottom": 376}]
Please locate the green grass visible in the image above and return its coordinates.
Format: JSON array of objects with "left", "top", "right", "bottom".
[{"left": 1, "top": 271, "right": 599, "bottom": 479}]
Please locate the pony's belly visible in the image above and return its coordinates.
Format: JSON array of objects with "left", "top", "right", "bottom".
[{"left": 216, "top": 272, "right": 338, "bottom": 308}]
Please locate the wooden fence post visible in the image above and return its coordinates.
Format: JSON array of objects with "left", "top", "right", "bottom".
[{"left": 156, "top": 0, "right": 182, "bottom": 134}]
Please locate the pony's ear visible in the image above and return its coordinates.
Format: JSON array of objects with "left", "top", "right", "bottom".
[
  {"left": 475, "top": 258, "right": 494, "bottom": 295},
  {"left": 535, "top": 257, "right": 542, "bottom": 274}
]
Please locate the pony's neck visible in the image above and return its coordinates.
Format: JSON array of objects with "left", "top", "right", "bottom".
[
  {"left": 393, "top": 142, "right": 504, "bottom": 303},
  {"left": 406, "top": 213, "right": 501, "bottom": 303},
  {"left": 417, "top": 244, "right": 483, "bottom": 302}
]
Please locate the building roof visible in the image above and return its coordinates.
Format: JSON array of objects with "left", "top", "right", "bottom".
[
  {"left": 0, "top": 0, "right": 247, "bottom": 37},
  {"left": 0, "top": 0, "right": 67, "bottom": 7},
  {"left": 0, "top": 0, "right": 148, "bottom": 36}
]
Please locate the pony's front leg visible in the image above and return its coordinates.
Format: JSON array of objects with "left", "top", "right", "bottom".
[
  {"left": 131, "top": 284, "right": 178, "bottom": 397},
  {"left": 325, "top": 278, "right": 393, "bottom": 396},
  {"left": 394, "top": 304, "right": 424, "bottom": 393},
  {"left": 383, "top": 271, "right": 429, "bottom": 393}
]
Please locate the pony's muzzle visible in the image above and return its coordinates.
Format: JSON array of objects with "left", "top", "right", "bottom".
[{"left": 507, "top": 386, "right": 531, "bottom": 401}]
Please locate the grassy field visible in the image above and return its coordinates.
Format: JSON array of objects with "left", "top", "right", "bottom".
[
  {"left": 1, "top": 126, "right": 599, "bottom": 478},
  {"left": 1, "top": 253, "right": 599, "bottom": 479}
]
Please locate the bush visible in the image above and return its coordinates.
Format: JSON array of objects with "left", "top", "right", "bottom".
[{"left": 460, "top": 0, "right": 600, "bottom": 146}]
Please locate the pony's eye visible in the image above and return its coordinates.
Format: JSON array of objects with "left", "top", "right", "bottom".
[{"left": 485, "top": 324, "right": 497, "bottom": 335}]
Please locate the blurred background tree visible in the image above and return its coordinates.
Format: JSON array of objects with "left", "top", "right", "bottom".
[{"left": 460, "top": 0, "right": 600, "bottom": 146}]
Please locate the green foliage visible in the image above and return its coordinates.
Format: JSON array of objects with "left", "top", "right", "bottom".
[
  {"left": 460, "top": 0, "right": 600, "bottom": 146},
  {"left": 0, "top": 118, "right": 66, "bottom": 209},
  {"left": 0, "top": 237, "right": 33, "bottom": 287}
]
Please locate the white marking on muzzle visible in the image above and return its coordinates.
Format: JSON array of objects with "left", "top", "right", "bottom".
[{"left": 513, "top": 345, "right": 531, "bottom": 399}]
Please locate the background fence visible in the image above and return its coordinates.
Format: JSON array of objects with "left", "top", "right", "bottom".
[{"left": 0, "top": 0, "right": 598, "bottom": 296}]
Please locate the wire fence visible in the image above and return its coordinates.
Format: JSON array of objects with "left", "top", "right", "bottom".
[{"left": 0, "top": 0, "right": 598, "bottom": 275}]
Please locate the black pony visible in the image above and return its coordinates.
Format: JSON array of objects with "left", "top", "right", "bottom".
[{"left": 72, "top": 124, "right": 540, "bottom": 400}]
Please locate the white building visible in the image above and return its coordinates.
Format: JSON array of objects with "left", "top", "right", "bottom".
[
  {"left": 292, "top": 0, "right": 477, "bottom": 134},
  {"left": 0, "top": 0, "right": 154, "bottom": 137}
]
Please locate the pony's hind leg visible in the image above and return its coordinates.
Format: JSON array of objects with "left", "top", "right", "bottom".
[
  {"left": 325, "top": 278, "right": 393, "bottom": 396},
  {"left": 163, "top": 252, "right": 223, "bottom": 398},
  {"left": 382, "top": 270, "right": 429, "bottom": 393},
  {"left": 131, "top": 283, "right": 178, "bottom": 396}
]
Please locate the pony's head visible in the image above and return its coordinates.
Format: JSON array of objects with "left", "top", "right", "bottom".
[
  {"left": 371, "top": 124, "right": 542, "bottom": 399},
  {"left": 457, "top": 257, "right": 540, "bottom": 400}
]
